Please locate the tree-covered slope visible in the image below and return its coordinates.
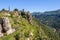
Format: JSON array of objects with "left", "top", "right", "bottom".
[{"left": 32, "top": 9, "right": 60, "bottom": 30}]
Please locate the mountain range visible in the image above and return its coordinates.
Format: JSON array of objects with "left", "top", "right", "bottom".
[{"left": 32, "top": 9, "right": 60, "bottom": 38}]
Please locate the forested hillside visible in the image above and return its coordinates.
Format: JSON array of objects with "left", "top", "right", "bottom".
[
  {"left": 32, "top": 9, "right": 60, "bottom": 38},
  {"left": 32, "top": 9, "right": 60, "bottom": 30}
]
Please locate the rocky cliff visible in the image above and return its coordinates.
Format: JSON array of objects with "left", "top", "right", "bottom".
[{"left": 0, "top": 9, "right": 59, "bottom": 40}]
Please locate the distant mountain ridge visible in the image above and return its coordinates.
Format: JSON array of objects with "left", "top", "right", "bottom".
[
  {"left": 32, "top": 9, "right": 60, "bottom": 37},
  {"left": 32, "top": 9, "right": 60, "bottom": 30}
]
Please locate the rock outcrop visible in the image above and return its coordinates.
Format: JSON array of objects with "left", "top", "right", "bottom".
[
  {"left": 26, "top": 11, "right": 33, "bottom": 24},
  {"left": 3, "top": 17, "right": 15, "bottom": 35},
  {"left": 14, "top": 9, "right": 19, "bottom": 16},
  {"left": 0, "top": 17, "right": 15, "bottom": 37},
  {"left": 14, "top": 11, "right": 19, "bottom": 16}
]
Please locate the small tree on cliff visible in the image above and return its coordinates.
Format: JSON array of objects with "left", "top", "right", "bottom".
[
  {"left": 1, "top": 9, "right": 6, "bottom": 13},
  {"left": 14, "top": 8, "right": 18, "bottom": 11},
  {"left": 21, "top": 9, "right": 26, "bottom": 18}
]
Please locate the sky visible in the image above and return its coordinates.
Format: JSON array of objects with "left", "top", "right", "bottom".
[{"left": 0, "top": 0, "right": 60, "bottom": 12}]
